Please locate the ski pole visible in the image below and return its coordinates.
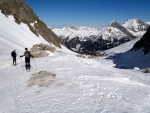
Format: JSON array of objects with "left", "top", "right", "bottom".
[{"left": 32, "top": 57, "right": 37, "bottom": 70}]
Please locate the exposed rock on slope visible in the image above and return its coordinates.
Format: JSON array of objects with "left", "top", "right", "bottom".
[
  {"left": 0, "top": 0, "right": 61, "bottom": 48},
  {"left": 30, "top": 43, "right": 55, "bottom": 58},
  {"left": 28, "top": 71, "right": 56, "bottom": 87},
  {"left": 132, "top": 26, "right": 150, "bottom": 54}
]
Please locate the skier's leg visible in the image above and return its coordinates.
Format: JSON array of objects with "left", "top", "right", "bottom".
[
  {"left": 13, "top": 57, "right": 16, "bottom": 65},
  {"left": 27, "top": 58, "right": 30, "bottom": 69},
  {"left": 28, "top": 58, "right": 30, "bottom": 67},
  {"left": 14, "top": 57, "right": 16, "bottom": 65},
  {"left": 25, "top": 58, "right": 28, "bottom": 68},
  {"left": 12, "top": 57, "right": 14, "bottom": 65}
]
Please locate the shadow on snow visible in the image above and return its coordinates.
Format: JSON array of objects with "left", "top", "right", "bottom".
[{"left": 105, "top": 50, "right": 150, "bottom": 69}]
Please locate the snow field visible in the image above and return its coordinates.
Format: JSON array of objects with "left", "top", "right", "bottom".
[{"left": 1, "top": 51, "right": 150, "bottom": 113}]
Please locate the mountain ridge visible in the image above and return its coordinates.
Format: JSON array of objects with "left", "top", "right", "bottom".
[
  {"left": 52, "top": 19, "right": 149, "bottom": 52},
  {"left": 0, "top": 0, "right": 61, "bottom": 48}
]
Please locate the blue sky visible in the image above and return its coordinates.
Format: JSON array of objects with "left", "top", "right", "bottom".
[{"left": 24, "top": 0, "right": 150, "bottom": 27}]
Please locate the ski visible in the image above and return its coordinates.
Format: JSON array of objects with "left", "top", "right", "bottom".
[
  {"left": 25, "top": 65, "right": 31, "bottom": 72},
  {"left": 12, "top": 63, "right": 17, "bottom": 66}
]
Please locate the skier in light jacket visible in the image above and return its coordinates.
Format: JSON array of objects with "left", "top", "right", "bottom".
[{"left": 20, "top": 48, "right": 33, "bottom": 69}]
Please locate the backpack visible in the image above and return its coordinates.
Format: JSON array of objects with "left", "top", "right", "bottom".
[
  {"left": 24, "top": 51, "right": 31, "bottom": 57},
  {"left": 11, "top": 51, "right": 13, "bottom": 57},
  {"left": 11, "top": 51, "right": 15, "bottom": 57}
]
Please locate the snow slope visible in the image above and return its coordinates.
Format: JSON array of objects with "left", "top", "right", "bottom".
[
  {"left": 0, "top": 11, "right": 53, "bottom": 67},
  {"left": 0, "top": 12, "right": 50, "bottom": 58},
  {"left": 1, "top": 12, "right": 150, "bottom": 113},
  {"left": 146, "top": 22, "right": 150, "bottom": 25},
  {"left": 106, "top": 36, "right": 150, "bottom": 69}
]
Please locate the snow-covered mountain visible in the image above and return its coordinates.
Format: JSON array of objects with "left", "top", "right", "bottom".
[
  {"left": 53, "top": 26, "right": 101, "bottom": 39},
  {"left": 146, "top": 22, "right": 150, "bottom": 25},
  {"left": 123, "top": 19, "right": 149, "bottom": 34},
  {"left": 102, "top": 21, "right": 136, "bottom": 40},
  {"left": 1, "top": 9, "right": 150, "bottom": 113},
  {"left": 52, "top": 21, "right": 138, "bottom": 52},
  {"left": 105, "top": 25, "right": 150, "bottom": 69}
]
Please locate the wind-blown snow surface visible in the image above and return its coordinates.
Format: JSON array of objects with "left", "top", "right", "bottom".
[{"left": 1, "top": 12, "right": 150, "bottom": 113}]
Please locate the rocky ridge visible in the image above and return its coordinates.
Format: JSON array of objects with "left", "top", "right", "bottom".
[{"left": 0, "top": 0, "right": 61, "bottom": 48}]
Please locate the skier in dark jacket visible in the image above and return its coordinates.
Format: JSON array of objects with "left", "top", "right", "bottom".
[
  {"left": 11, "top": 50, "right": 17, "bottom": 66},
  {"left": 20, "top": 48, "right": 33, "bottom": 69}
]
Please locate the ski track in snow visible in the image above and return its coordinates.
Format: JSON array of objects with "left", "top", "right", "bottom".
[{"left": 1, "top": 52, "right": 150, "bottom": 113}]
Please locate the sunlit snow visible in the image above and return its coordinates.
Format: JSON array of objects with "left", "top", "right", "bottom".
[{"left": 0, "top": 11, "right": 150, "bottom": 113}]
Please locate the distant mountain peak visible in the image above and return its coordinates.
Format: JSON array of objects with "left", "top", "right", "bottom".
[
  {"left": 123, "top": 18, "right": 149, "bottom": 32},
  {"left": 68, "top": 25, "right": 78, "bottom": 30},
  {"left": 109, "top": 21, "right": 121, "bottom": 28},
  {"left": 110, "top": 20, "right": 117, "bottom": 24},
  {"left": 124, "top": 19, "right": 144, "bottom": 26},
  {"left": 127, "top": 18, "right": 141, "bottom": 22}
]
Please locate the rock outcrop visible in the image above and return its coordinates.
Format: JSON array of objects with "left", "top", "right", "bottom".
[{"left": 30, "top": 43, "right": 55, "bottom": 58}]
